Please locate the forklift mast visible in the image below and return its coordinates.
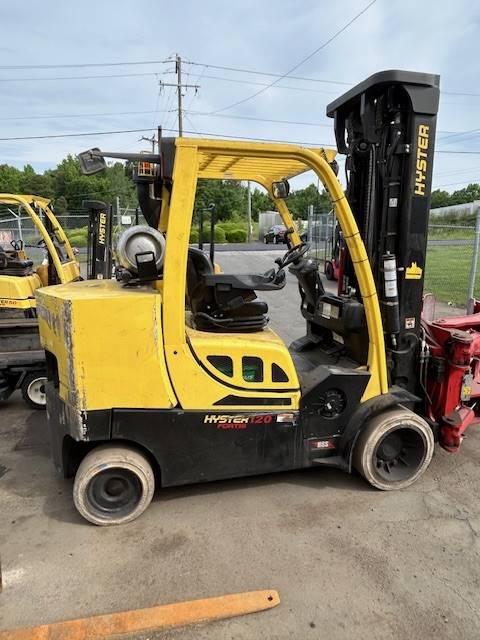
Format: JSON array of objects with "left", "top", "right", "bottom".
[
  {"left": 82, "top": 200, "right": 113, "bottom": 280},
  {"left": 326, "top": 70, "right": 440, "bottom": 391}
]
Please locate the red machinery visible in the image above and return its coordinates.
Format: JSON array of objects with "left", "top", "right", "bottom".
[{"left": 423, "top": 305, "right": 480, "bottom": 452}]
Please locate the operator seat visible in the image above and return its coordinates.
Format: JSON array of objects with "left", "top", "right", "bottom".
[
  {"left": 186, "top": 247, "right": 285, "bottom": 333},
  {"left": 0, "top": 248, "right": 34, "bottom": 276}
]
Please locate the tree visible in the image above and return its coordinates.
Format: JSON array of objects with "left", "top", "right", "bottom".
[
  {"left": 19, "top": 164, "right": 54, "bottom": 198},
  {"left": 431, "top": 184, "right": 480, "bottom": 209},
  {"left": 54, "top": 195, "right": 68, "bottom": 214},
  {"left": 194, "top": 179, "right": 247, "bottom": 221},
  {"left": 251, "top": 188, "right": 272, "bottom": 221},
  {"left": 286, "top": 183, "right": 331, "bottom": 219},
  {"left": 0, "top": 164, "right": 22, "bottom": 193},
  {"left": 430, "top": 189, "right": 451, "bottom": 208}
]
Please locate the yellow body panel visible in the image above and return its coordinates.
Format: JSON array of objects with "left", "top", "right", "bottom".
[
  {"left": 0, "top": 273, "right": 42, "bottom": 308},
  {"left": 186, "top": 324, "right": 300, "bottom": 409},
  {"left": 37, "top": 280, "right": 176, "bottom": 412},
  {"left": 186, "top": 324, "right": 299, "bottom": 390}
]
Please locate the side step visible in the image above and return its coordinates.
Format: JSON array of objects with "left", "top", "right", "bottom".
[{"left": 311, "top": 455, "right": 348, "bottom": 471}]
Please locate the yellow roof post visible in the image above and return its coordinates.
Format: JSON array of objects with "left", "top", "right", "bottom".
[{"left": 166, "top": 138, "right": 388, "bottom": 400}]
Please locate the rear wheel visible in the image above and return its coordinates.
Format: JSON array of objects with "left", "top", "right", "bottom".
[
  {"left": 263, "top": 235, "right": 268, "bottom": 244},
  {"left": 21, "top": 372, "right": 47, "bottom": 409},
  {"left": 73, "top": 445, "right": 155, "bottom": 525},
  {"left": 353, "top": 408, "right": 434, "bottom": 490}
]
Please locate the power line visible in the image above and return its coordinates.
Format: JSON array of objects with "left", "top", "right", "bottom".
[
  {"left": 434, "top": 165, "right": 480, "bottom": 178},
  {"left": 433, "top": 179, "right": 480, "bottom": 189},
  {"left": 437, "top": 127, "right": 480, "bottom": 143},
  {"left": 0, "top": 71, "right": 172, "bottom": 83},
  {"left": 183, "top": 60, "right": 352, "bottom": 87},
  {"left": 185, "top": 110, "right": 332, "bottom": 127},
  {"left": 0, "top": 59, "right": 171, "bottom": 70},
  {"left": 436, "top": 150, "right": 480, "bottom": 155},
  {"left": 211, "top": 0, "right": 377, "bottom": 113},
  {"left": 0, "top": 109, "right": 171, "bottom": 122},
  {"left": 0, "top": 126, "right": 334, "bottom": 145},
  {"left": 2, "top": 125, "right": 480, "bottom": 155},
  {"left": 0, "top": 128, "right": 157, "bottom": 141},
  {"left": 184, "top": 59, "right": 480, "bottom": 100},
  {"left": 186, "top": 71, "right": 480, "bottom": 107},
  {"left": 184, "top": 72, "right": 338, "bottom": 94},
  {"left": 0, "top": 62, "right": 478, "bottom": 103},
  {"left": 0, "top": 52, "right": 477, "bottom": 99}
]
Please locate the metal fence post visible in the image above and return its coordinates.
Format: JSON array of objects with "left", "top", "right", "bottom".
[
  {"left": 466, "top": 201, "right": 480, "bottom": 313},
  {"left": 307, "top": 205, "right": 313, "bottom": 246},
  {"left": 16, "top": 207, "right": 23, "bottom": 243}
]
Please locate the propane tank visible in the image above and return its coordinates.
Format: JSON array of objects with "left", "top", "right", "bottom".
[{"left": 116, "top": 225, "right": 165, "bottom": 274}]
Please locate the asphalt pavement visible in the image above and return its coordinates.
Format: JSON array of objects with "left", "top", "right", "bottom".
[{"left": 0, "top": 250, "right": 479, "bottom": 640}]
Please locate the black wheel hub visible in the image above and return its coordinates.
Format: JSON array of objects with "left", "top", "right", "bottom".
[
  {"left": 86, "top": 469, "right": 142, "bottom": 516},
  {"left": 374, "top": 427, "right": 426, "bottom": 482}
]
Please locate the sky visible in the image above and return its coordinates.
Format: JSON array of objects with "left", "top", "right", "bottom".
[{"left": 0, "top": 0, "right": 479, "bottom": 193}]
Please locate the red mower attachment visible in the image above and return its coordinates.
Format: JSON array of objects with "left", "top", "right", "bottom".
[{"left": 423, "top": 307, "right": 480, "bottom": 452}]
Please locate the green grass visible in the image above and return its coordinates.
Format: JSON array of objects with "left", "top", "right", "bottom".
[
  {"left": 427, "top": 228, "right": 474, "bottom": 241},
  {"left": 424, "top": 245, "right": 478, "bottom": 306}
]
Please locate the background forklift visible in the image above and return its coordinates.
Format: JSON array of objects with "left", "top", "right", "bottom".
[
  {"left": 0, "top": 196, "right": 112, "bottom": 408},
  {"left": 323, "top": 220, "right": 344, "bottom": 282},
  {"left": 36, "top": 69, "right": 477, "bottom": 527}
]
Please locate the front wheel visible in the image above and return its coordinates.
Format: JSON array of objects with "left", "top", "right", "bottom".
[
  {"left": 353, "top": 408, "right": 434, "bottom": 490},
  {"left": 21, "top": 372, "right": 47, "bottom": 409},
  {"left": 73, "top": 445, "right": 155, "bottom": 525},
  {"left": 273, "top": 235, "right": 278, "bottom": 244}
]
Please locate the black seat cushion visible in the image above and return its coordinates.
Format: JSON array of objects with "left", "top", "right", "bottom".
[
  {"left": 0, "top": 250, "right": 34, "bottom": 276},
  {"left": 186, "top": 248, "right": 269, "bottom": 332}
]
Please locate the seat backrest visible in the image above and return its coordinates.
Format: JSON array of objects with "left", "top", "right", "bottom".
[{"left": 186, "top": 247, "right": 214, "bottom": 309}]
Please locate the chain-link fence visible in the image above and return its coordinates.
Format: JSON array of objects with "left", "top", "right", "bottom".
[
  {"left": 424, "top": 223, "right": 479, "bottom": 315},
  {"left": 305, "top": 210, "right": 335, "bottom": 262},
  {"left": 305, "top": 208, "right": 480, "bottom": 317}
]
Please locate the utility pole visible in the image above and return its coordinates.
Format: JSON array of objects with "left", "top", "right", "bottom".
[
  {"left": 159, "top": 55, "right": 200, "bottom": 137},
  {"left": 176, "top": 54, "right": 183, "bottom": 137},
  {"left": 116, "top": 195, "right": 121, "bottom": 231},
  {"left": 140, "top": 135, "right": 155, "bottom": 152},
  {"left": 247, "top": 181, "right": 252, "bottom": 243}
]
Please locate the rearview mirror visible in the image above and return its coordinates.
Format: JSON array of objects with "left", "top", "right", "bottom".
[
  {"left": 272, "top": 180, "right": 290, "bottom": 199},
  {"left": 78, "top": 148, "right": 107, "bottom": 175}
]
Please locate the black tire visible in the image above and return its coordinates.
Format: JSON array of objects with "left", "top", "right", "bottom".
[
  {"left": 325, "top": 261, "right": 334, "bottom": 281},
  {"left": 73, "top": 444, "right": 155, "bottom": 526},
  {"left": 353, "top": 408, "right": 434, "bottom": 490},
  {"left": 263, "top": 235, "right": 268, "bottom": 244},
  {"left": 21, "top": 372, "right": 47, "bottom": 409},
  {"left": 273, "top": 235, "right": 278, "bottom": 244}
]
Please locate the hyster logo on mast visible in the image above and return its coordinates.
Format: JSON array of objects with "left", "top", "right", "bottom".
[{"left": 414, "top": 124, "right": 430, "bottom": 196}]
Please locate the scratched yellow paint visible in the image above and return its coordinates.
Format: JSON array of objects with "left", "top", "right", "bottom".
[{"left": 36, "top": 279, "right": 176, "bottom": 411}]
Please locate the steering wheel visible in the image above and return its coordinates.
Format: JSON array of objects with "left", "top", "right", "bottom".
[{"left": 276, "top": 242, "right": 310, "bottom": 268}]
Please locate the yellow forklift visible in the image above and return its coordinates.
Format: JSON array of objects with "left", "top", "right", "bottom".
[
  {"left": 0, "top": 195, "right": 80, "bottom": 312},
  {"left": 37, "top": 70, "right": 449, "bottom": 526},
  {"left": 0, "top": 195, "right": 111, "bottom": 408}
]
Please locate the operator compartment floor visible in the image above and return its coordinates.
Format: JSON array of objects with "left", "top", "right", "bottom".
[{"left": 289, "top": 344, "right": 361, "bottom": 375}]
